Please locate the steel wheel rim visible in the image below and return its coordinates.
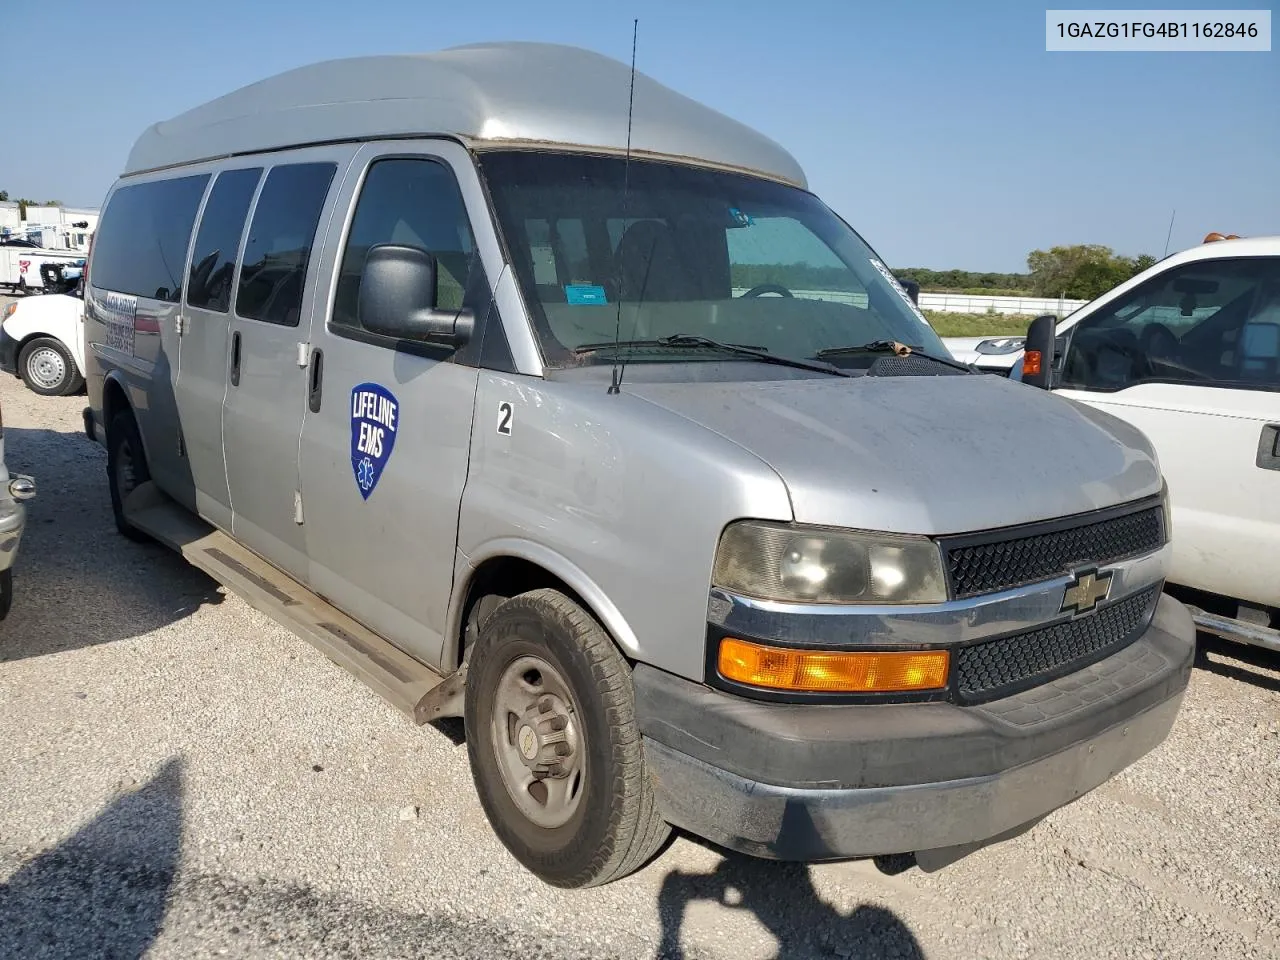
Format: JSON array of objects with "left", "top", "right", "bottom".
[
  {"left": 27, "top": 347, "right": 65, "bottom": 389},
  {"left": 489, "top": 654, "right": 586, "bottom": 829}
]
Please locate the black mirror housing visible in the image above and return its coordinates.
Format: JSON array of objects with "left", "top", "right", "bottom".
[
  {"left": 357, "top": 244, "right": 474, "bottom": 347},
  {"left": 1022, "top": 313, "right": 1058, "bottom": 390},
  {"left": 897, "top": 277, "right": 920, "bottom": 305}
]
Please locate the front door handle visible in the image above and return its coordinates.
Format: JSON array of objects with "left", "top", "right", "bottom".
[
  {"left": 229, "top": 331, "right": 241, "bottom": 387},
  {"left": 1258, "top": 423, "right": 1280, "bottom": 471},
  {"left": 308, "top": 348, "right": 324, "bottom": 413}
]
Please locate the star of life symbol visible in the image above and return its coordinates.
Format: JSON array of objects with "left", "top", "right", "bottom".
[{"left": 357, "top": 456, "right": 376, "bottom": 492}]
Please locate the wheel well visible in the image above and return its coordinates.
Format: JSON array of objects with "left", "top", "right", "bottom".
[{"left": 454, "top": 556, "right": 601, "bottom": 671}]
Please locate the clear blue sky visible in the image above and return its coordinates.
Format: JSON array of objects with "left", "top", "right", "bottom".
[{"left": 0, "top": 0, "right": 1274, "bottom": 271}]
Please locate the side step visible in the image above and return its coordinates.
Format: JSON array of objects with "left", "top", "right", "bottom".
[
  {"left": 124, "top": 483, "right": 447, "bottom": 721},
  {"left": 1188, "top": 605, "right": 1280, "bottom": 654}
]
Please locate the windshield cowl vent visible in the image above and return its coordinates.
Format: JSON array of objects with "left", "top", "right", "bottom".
[{"left": 866, "top": 355, "right": 968, "bottom": 377}]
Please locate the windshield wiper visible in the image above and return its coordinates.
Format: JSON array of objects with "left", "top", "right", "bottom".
[
  {"left": 815, "top": 340, "right": 974, "bottom": 373},
  {"left": 574, "top": 334, "right": 852, "bottom": 378}
]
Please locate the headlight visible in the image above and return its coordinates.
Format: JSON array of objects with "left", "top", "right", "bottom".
[
  {"left": 712, "top": 521, "right": 947, "bottom": 604},
  {"left": 2, "top": 303, "right": 16, "bottom": 321},
  {"left": 975, "top": 337, "right": 1025, "bottom": 355}
]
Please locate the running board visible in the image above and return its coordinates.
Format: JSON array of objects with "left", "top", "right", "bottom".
[
  {"left": 123, "top": 482, "right": 447, "bottom": 721},
  {"left": 1187, "top": 606, "right": 1280, "bottom": 654}
]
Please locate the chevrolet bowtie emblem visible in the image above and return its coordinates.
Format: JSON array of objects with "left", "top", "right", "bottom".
[{"left": 1061, "top": 569, "right": 1113, "bottom": 615}]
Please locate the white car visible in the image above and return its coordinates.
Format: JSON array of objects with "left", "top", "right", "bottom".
[
  {"left": 944, "top": 334, "right": 1026, "bottom": 372},
  {"left": 1008, "top": 236, "right": 1280, "bottom": 652},
  {"left": 0, "top": 292, "right": 86, "bottom": 396},
  {"left": 0, "top": 391, "right": 35, "bottom": 618}
]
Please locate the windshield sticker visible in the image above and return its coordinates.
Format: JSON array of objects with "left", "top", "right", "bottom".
[
  {"left": 868, "top": 258, "right": 928, "bottom": 322},
  {"left": 727, "top": 207, "right": 754, "bottom": 228},
  {"left": 98, "top": 290, "right": 138, "bottom": 356},
  {"left": 350, "top": 383, "right": 400, "bottom": 501},
  {"left": 564, "top": 284, "right": 608, "bottom": 305}
]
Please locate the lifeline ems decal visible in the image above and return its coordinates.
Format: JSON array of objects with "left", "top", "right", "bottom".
[
  {"left": 350, "top": 383, "right": 400, "bottom": 500},
  {"left": 97, "top": 290, "right": 139, "bottom": 356}
]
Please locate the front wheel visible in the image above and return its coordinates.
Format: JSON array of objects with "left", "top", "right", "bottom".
[
  {"left": 18, "top": 337, "right": 83, "bottom": 396},
  {"left": 464, "top": 588, "right": 670, "bottom": 888}
]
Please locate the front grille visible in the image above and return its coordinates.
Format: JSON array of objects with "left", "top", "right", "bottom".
[
  {"left": 944, "top": 504, "right": 1164, "bottom": 599},
  {"left": 954, "top": 587, "right": 1158, "bottom": 704}
]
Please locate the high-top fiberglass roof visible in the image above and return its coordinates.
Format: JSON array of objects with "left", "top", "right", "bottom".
[{"left": 123, "top": 41, "right": 807, "bottom": 188}]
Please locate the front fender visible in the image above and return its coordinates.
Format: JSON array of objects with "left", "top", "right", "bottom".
[{"left": 446, "top": 537, "right": 642, "bottom": 669}]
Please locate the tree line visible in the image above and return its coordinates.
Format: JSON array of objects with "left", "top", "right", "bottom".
[
  {"left": 0, "top": 191, "right": 64, "bottom": 219},
  {"left": 735, "top": 244, "right": 1160, "bottom": 302}
]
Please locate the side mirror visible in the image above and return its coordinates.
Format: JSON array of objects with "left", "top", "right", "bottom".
[
  {"left": 357, "top": 244, "right": 474, "bottom": 347},
  {"left": 898, "top": 277, "right": 920, "bottom": 305},
  {"left": 1022, "top": 313, "right": 1058, "bottom": 390}
]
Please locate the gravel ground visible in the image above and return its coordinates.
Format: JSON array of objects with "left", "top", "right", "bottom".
[{"left": 0, "top": 344, "right": 1277, "bottom": 959}]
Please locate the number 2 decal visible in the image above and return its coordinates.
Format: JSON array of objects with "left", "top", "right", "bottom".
[{"left": 496, "top": 401, "right": 513, "bottom": 436}]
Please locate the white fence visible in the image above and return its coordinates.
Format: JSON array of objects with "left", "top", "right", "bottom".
[
  {"left": 917, "top": 292, "right": 1086, "bottom": 317},
  {"left": 730, "top": 288, "right": 1087, "bottom": 317}
]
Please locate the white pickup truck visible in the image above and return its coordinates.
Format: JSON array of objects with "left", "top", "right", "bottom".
[
  {"left": 945, "top": 236, "right": 1280, "bottom": 652},
  {"left": 0, "top": 238, "right": 85, "bottom": 294}
]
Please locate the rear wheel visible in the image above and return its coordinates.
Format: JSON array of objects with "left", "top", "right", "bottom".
[
  {"left": 18, "top": 337, "right": 82, "bottom": 396},
  {"left": 107, "top": 410, "right": 151, "bottom": 542},
  {"left": 465, "top": 588, "right": 670, "bottom": 888}
]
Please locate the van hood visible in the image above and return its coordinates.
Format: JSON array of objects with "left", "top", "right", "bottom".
[{"left": 623, "top": 372, "right": 1160, "bottom": 536}]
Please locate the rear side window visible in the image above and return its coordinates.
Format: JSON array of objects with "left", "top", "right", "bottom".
[
  {"left": 187, "top": 168, "right": 262, "bottom": 313},
  {"left": 236, "top": 163, "right": 336, "bottom": 327},
  {"left": 332, "top": 158, "right": 477, "bottom": 333},
  {"left": 91, "top": 174, "right": 210, "bottom": 301}
]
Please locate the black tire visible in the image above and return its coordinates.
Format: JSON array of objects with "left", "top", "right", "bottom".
[
  {"left": 465, "top": 588, "right": 670, "bottom": 888},
  {"left": 0, "top": 568, "right": 12, "bottom": 620},
  {"left": 18, "top": 337, "right": 83, "bottom": 396},
  {"left": 107, "top": 409, "right": 152, "bottom": 542}
]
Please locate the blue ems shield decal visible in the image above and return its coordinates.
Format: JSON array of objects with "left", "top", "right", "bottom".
[{"left": 350, "top": 383, "right": 400, "bottom": 500}]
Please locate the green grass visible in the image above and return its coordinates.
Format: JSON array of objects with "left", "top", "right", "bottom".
[{"left": 922, "top": 311, "right": 1037, "bottom": 337}]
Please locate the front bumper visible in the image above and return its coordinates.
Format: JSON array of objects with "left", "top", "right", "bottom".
[
  {"left": 636, "top": 592, "right": 1195, "bottom": 865},
  {"left": 0, "top": 324, "right": 18, "bottom": 376}
]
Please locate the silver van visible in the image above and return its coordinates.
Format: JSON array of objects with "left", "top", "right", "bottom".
[{"left": 82, "top": 42, "right": 1196, "bottom": 888}]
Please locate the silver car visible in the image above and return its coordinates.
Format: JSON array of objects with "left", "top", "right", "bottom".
[
  {"left": 81, "top": 42, "right": 1196, "bottom": 888},
  {"left": 0, "top": 393, "right": 35, "bottom": 618}
]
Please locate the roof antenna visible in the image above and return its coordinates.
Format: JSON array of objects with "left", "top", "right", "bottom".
[
  {"left": 608, "top": 18, "right": 639, "bottom": 396},
  {"left": 1162, "top": 208, "right": 1176, "bottom": 258}
]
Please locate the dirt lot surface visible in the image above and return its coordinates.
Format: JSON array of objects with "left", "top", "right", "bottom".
[{"left": 0, "top": 365, "right": 1277, "bottom": 959}]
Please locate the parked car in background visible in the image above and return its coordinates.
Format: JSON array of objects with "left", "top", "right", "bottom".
[
  {"left": 0, "top": 392, "right": 36, "bottom": 619},
  {"left": 1015, "top": 235, "right": 1280, "bottom": 652},
  {"left": 0, "top": 292, "right": 87, "bottom": 396},
  {"left": 943, "top": 334, "right": 1026, "bottom": 372}
]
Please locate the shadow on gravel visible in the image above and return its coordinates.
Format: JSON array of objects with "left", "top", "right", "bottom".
[
  {"left": 1195, "top": 633, "right": 1280, "bottom": 693},
  {"left": 0, "top": 426, "right": 224, "bottom": 664},
  {"left": 0, "top": 756, "right": 183, "bottom": 960},
  {"left": 656, "top": 855, "right": 924, "bottom": 960}
]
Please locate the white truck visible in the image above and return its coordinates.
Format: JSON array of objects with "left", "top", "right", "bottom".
[
  {"left": 0, "top": 238, "right": 85, "bottom": 294},
  {"left": 951, "top": 235, "right": 1280, "bottom": 652}
]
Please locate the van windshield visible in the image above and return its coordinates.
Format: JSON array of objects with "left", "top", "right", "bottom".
[{"left": 478, "top": 151, "right": 949, "bottom": 371}]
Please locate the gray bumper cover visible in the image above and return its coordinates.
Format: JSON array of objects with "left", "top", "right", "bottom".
[{"left": 637, "top": 593, "right": 1195, "bottom": 864}]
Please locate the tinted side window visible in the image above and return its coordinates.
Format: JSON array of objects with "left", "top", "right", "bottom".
[
  {"left": 332, "top": 158, "right": 477, "bottom": 333},
  {"left": 236, "top": 163, "right": 336, "bottom": 327},
  {"left": 187, "top": 167, "right": 261, "bottom": 313},
  {"left": 91, "top": 174, "right": 210, "bottom": 301},
  {"left": 1062, "top": 258, "right": 1280, "bottom": 391}
]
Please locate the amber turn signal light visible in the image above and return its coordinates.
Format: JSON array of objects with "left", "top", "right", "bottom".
[
  {"left": 1023, "top": 350, "right": 1043, "bottom": 377},
  {"left": 717, "top": 637, "right": 949, "bottom": 693}
]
